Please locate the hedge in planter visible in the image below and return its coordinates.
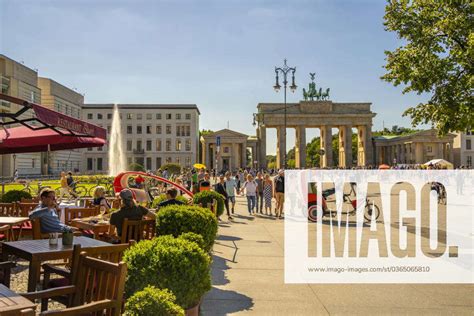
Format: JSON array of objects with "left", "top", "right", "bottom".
[
  {"left": 152, "top": 194, "right": 189, "bottom": 209},
  {"left": 123, "top": 235, "right": 211, "bottom": 309},
  {"left": 1, "top": 190, "right": 32, "bottom": 203},
  {"left": 125, "top": 286, "right": 184, "bottom": 316},
  {"left": 179, "top": 232, "right": 206, "bottom": 251},
  {"left": 192, "top": 190, "right": 225, "bottom": 217},
  {"left": 156, "top": 205, "right": 217, "bottom": 252}
]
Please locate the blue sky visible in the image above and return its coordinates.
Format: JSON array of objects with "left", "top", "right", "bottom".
[{"left": 0, "top": 0, "right": 428, "bottom": 154}]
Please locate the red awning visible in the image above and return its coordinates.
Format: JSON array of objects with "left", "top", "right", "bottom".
[{"left": 0, "top": 126, "right": 105, "bottom": 154}]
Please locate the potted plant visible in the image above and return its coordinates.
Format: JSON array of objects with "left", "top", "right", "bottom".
[
  {"left": 61, "top": 226, "right": 74, "bottom": 245},
  {"left": 152, "top": 194, "right": 189, "bottom": 209},
  {"left": 125, "top": 286, "right": 184, "bottom": 316},
  {"left": 155, "top": 205, "right": 218, "bottom": 252},
  {"left": 192, "top": 191, "right": 225, "bottom": 217},
  {"left": 123, "top": 235, "right": 211, "bottom": 314}
]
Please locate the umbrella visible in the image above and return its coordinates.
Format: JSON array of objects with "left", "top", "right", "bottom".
[
  {"left": 378, "top": 164, "right": 390, "bottom": 170},
  {"left": 193, "top": 163, "right": 206, "bottom": 169},
  {"left": 0, "top": 126, "right": 105, "bottom": 154},
  {"left": 424, "top": 159, "right": 453, "bottom": 169}
]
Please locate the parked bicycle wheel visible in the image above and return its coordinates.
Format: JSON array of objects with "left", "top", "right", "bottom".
[
  {"left": 364, "top": 202, "right": 380, "bottom": 222},
  {"left": 54, "top": 187, "right": 61, "bottom": 197},
  {"left": 308, "top": 204, "right": 323, "bottom": 222},
  {"left": 74, "top": 186, "right": 88, "bottom": 198},
  {"left": 22, "top": 187, "right": 32, "bottom": 195}
]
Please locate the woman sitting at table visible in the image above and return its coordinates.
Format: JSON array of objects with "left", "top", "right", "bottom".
[
  {"left": 92, "top": 186, "right": 110, "bottom": 213},
  {"left": 108, "top": 189, "right": 156, "bottom": 240}
]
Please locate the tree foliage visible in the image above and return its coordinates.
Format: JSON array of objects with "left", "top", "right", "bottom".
[{"left": 382, "top": 0, "right": 473, "bottom": 134}]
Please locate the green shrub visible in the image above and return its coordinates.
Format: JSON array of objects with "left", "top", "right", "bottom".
[
  {"left": 160, "top": 163, "right": 181, "bottom": 176},
  {"left": 156, "top": 205, "right": 218, "bottom": 252},
  {"left": 179, "top": 232, "right": 206, "bottom": 251},
  {"left": 193, "top": 190, "right": 225, "bottom": 216},
  {"left": 129, "top": 163, "right": 146, "bottom": 172},
  {"left": 124, "top": 286, "right": 184, "bottom": 316},
  {"left": 1, "top": 190, "right": 32, "bottom": 203},
  {"left": 123, "top": 235, "right": 211, "bottom": 309},
  {"left": 152, "top": 194, "right": 189, "bottom": 209}
]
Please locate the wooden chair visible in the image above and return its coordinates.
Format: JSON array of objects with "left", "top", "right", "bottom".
[
  {"left": 22, "top": 252, "right": 127, "bottom": 316},
  {"left": 0, "top": 260, "right": 16, "bottom": 287},
  {"left": 31, "top": 218, "right": 49, "bottom": 240},
  {"left": 120, "top": 218, "right": 156, "bottom": 243},
  {"left": 41, "top": 243, "right": 133, "bottom": 311},
  {"left": 0, "top": 202, "right": 16, "bottom": 216},
  {"left": 64, "top": 207, "right": 100, "bottom": 225},
  {"left": 21, "top": 197, "right": 40, "bottom": 203},
  {"left": 12, "top": 202, "right": 38, "bottom": 238},
  {"left": 110, "top": 199, "right": 121, "bottom": 209}
]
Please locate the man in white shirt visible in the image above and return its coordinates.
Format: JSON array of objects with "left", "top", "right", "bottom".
[{"left": 224, "top": 171, "right": 237, "bottom": 214}]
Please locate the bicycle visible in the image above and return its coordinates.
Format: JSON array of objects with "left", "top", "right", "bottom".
[
  {"left": 55, "top": 182, "right": 88, "bottom": 198},
  {"left": 19, "top": 180, "right": 51, "bottom": 196},
  {"left": 88, "top": 181, "right": 114, "bottom": 197},
  {"left": 307, "top": 188, "right": 380, "bottom": 223}
]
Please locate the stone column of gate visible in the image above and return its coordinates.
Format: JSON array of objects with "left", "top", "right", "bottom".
[
  {"left": 295, "top": 126, "right": 306, "bottom": 169},
  {"left": 242, "top": 141, "right": 248, "bottom": 168},
  {"left": 320, "top": 125, "right": 333, "bottom": 168},
  {"left": 338, "top": 125, "right": 352, "bottom": 167},
  {"left": 357, "top": 126, "right": 366, "bottom": 166},
  {"left": 258, "top": 126, "right": 267, "bottom": 169},
  {"left": 364, "top": 125, "right": 373, "bottom": 166},
  {"left": 276, "top": 126, "right": 286, "bottom": 169}
]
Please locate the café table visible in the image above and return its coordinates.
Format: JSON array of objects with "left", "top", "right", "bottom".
[
  {"left": 0, "top": 217, "right": 29, "bottom": 241},
  {"left": 0, "top": 284, "right": 36, "bottom": 315},
  {"left": 70, "top": 218, "right": 110, "bottom": 239},
  {"left": 1, "top": 236, "right": 111, "bottom": 292}
]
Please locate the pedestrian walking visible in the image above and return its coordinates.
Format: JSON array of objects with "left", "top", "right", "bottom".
[
  {"left": 240, "top": 174, "right": 258, "bottom": 215},
  {"left": 255, "top": 172, "right": 264, "bottom": 214},
  {"left": 273, "top": 169, "right": 285, "bottom": 219},
  {"left": 216, "top": 175, "right": 232, "bottom": 220},
  {"left": 263, "top": 174, "right": 273, "bottom": 215},
  {"left": 225, "top": 171, "right": 237, "bottom": 214}
]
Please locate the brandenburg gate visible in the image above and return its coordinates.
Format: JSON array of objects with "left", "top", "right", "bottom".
[{"left": 255, "top": 101, "right": 376, "bottom": 169}]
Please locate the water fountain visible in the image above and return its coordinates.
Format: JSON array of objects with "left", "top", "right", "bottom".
[{"left": 108, "top": 104, "right": 127, "bottom": 175}]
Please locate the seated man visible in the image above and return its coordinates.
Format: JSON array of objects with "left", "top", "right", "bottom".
[
  {"left": 109, "top": 189, "right": 156, "bottom": 238},
  {"left": 158, "top": 188, "right": 185, "bottom": 208},
  {"left": 29, "top": 188, "right": 74, "bottom": 233}
]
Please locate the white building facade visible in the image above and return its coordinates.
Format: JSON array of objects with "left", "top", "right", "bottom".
[
  {"left": 82, "top": 104, "right": 200, "bottom": 174},
  {"left": 453, "top": 130, "right": 474, "bottom": 168}
]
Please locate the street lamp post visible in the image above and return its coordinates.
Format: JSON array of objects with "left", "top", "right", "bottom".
[{"left": 273, "top": 59, "right": 297, "bottom": 169}]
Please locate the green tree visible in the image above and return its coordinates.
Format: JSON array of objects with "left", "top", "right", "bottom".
[{"left": 382, "top": 1, "right": 473, "bottom": 134}]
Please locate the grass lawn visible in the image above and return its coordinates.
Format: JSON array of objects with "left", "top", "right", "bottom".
[{"left": 1, "top": 181, "right": 101, "bottom": 196}]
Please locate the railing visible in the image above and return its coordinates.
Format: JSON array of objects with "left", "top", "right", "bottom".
[{"left": 133, "top": 149, "right": 145, "bottom": 154}]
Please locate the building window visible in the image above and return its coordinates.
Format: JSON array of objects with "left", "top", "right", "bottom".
[
  {"left": 146, "top": 125, "right": 152, "bottom": 134},
  {"left": 156, "top": 157, "right": 162, "bottom": 168},
  {"left": 127, "top": 125, "right": 132, "bottom": 134},
  {"left": 127, "top": 157, "right": 132, "bottom": 165},
  {"left": 185, "top": 139, "right": 191, "bottom": 151},
  {"left": 166, "top": 125, "right": 172, "bottom": 134},
  {"left": 156, "top": 113, "right": 162, "bottom": 120},
  {"left": 127, "top": 113, "right": 133, "bottom": 120},
  {"left": 176, "top": 139, "right": 182, "bottom": 151},
  {"left": 87, "top": 113, "right": 93, "bottom": 119},
  {"left": 146, "top": 157, "right": 152, "bottom": 170},
  {"left": 176, "top": 157, "right": 181, "bottom": 165},
  {"left": 156, "top": 125, "right": 162, "bottom": 134},
  {"left": 137, "top": 125, "right": 142, "bottom": 134},
  {"left": 427, "top": 146, "right": 432, "bottom": 153},
  {"left": 136, "top": 140, "right": 142, "bottom": 151},
  {"left": 166, "top": 157, "right": 172, "bottom": 163},
  {"left": 185, "top": 157, "right": 191, "bottom": 167},
  {"left": 146, "top": 113, "right": 152, "bottom": 120},
  {"left": 107, "top": 126, "right": 111, "bottom": 133},
  {"left": 176, "top": 126, "right": 181, "bottom": 137},
  {"left": 224, "top": 146, "right": 229, "bottom": 153},
  {"left": 97, "top": 158, "right": 103, "bottom": 171},
  {"left": 97, "top": 146, "right": 102, "bottom": 151},
  {"left": 166, "top": 113, "right": 172, "bottom": 120},
  {"left": 87, "top": 158, "right": 93, "bottom": 171},
  {"left": 156, "top": 140, "right": 162, "bottom": 151},
  {"left": 97, "top": 113, "right": 103, "bottom": 120},
  {"left": 185, "top": 113, "right": 191, "bottom": 120},
  {"left": 467, "top": 156, "right": 472, "bottom": 167},
  {"left": 146, "top": 140, "right": 152, "bottom": 151},
  {"left": 127, "top": 140, "right": 132, "bottom": 151},
  {"left": 176, "top": 113, "right": 181, "bottom": 120},
  {"left": 87, "top": 147, "right": 92, "bottom": 151},
  {"left": 137, "top": 113, "right": 142, "bottom": 120},
  {"left": 466, "top": 139, "right": 471, "bottom": 150},
  {"left": 107, "top": 113, "right": 112, "bottom": 119},
  {"left": 166, "top": 139, "right": 171, "bottom": 151},
  {"left": 185, "top": 126, "right": 190, "bottom": 136}
]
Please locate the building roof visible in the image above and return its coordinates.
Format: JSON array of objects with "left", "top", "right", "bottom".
[{"left": 83, "top": 103, "right": 200, "bottom": 114}]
